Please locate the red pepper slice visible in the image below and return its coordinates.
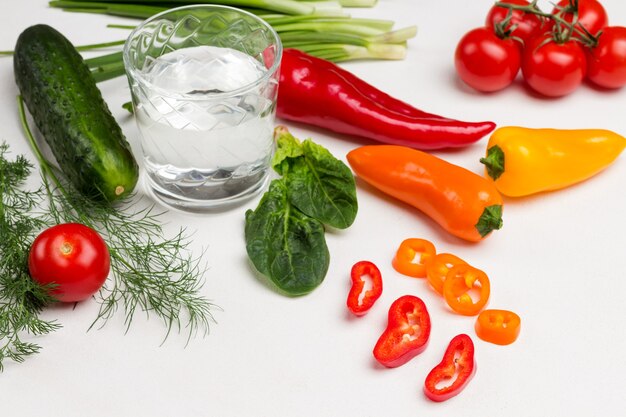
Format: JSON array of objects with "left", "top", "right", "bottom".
[
  {"left": 424, "top": 334, "right": 476, "bottom": 402},
  {"left": 475, "top": 309, "right": 521, "bottom": 345},
  {"left": 391, "top": 238, "right": 436, "bottom": 278},
  {"left": 373, "top": 295, "right": 431, "bottom": 368},
  {"left": 278, "top": 49, "right": 496, "bottom": 150},
  {"left": 443, "top": 264, "right": 490, "bottom": 316},
  {"left": 347, "top": 261, "right": 383, "bottom": 316}
]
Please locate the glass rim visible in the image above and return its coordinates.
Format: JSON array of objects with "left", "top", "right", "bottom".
[{"left": 122, "top": 4, "right": 283, "bottom": 101}]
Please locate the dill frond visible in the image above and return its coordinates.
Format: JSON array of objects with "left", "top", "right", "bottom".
[
  {"left": 0, "top": 143, "right": 61, "bottom": 371},
  {"left": 17, "top": 96, "right": 218, "bottom": 343}
]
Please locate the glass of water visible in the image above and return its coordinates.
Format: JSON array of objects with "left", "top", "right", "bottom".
[{"left": 123, "top": 5, "right": 282, "bottom": 211}]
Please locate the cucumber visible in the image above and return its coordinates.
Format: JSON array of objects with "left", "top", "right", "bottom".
[{"left": 14, "top": 24, "right": 138, "bottom": 202}]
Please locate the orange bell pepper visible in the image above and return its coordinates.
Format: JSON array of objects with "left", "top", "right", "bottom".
[
  {"left": 475, "top": 309, "right": 521, "bottom": 345},
  {"left": 481, "top": 127, "right": 626, "bottom": 197},
  {"left": 426, "top": 253, "right": 467, "bottom": 295},
  {"left": 347, "top": 145, "right": 503, "bottom": 242},
  {"left": 443, "top": 264, "right": 490, "bottom": 316},
  {"left": 392, "top": 238, "right": 436, "bottom": 278}
]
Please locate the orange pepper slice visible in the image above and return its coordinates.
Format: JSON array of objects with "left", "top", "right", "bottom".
[
  {"left": 426, "top": 253, "right": 467, "bottom": 295},
  {"left": 392, "top": 238, "right": 436, "bottom": 278},
  {"left": 443, "top": 264, "right": 490, "bottom": 316},
  {"left": 475, "top": 309, "right": 521, "bottom": 345}
]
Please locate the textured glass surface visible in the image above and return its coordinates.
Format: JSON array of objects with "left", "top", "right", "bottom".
[{"left": 123, "top": 5, "right": 282, "bottom": 211}]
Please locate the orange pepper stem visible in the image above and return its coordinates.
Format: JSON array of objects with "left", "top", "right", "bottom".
[
  {"left": 475, "top": 205, "right": 503, "bottom": 238},
  {"left": 480, "top": 145, "right": 505, "bottom": 180}
]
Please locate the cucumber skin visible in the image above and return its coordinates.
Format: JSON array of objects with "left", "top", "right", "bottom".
[{"left": 14, "top": 24, "right": 138, "bottom": 202}]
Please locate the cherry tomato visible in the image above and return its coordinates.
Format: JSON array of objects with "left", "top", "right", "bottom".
[
  {"left": 551, "top": 0, "right": 608, "bottom": 37},
  {"left": 521, "top": 34, "right": 587, "bottom": 97},
  {"left": 28, "top": 223, "right": 111, "bottom": 303},
  {"left": 455, "top": 27, "right": 522, "bottom": 92},
  {"left": 586, "top": 26, "right": 626, "bottom": 89},
  {"left": 485, "top": 0, "right": 545, "bottom": 45}
]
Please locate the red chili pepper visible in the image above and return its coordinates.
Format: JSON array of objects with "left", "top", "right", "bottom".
[
  {"left": 424, "top": 334, "right": 476, "bottom": 402},
  {"left": 277, "top": 49, "right": 496, "bottom": 150},
  {"left": 373, "top": 295, "right": 431, "bottom": 368},
  {"left": 347, "top": 261, "right": 383, "bottom": 316}
]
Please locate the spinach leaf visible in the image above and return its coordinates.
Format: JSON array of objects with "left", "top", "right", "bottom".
[
  {"left": 272, "top": 127, "right": 358, "bottom": 229},
  {"left": 245, "top": 178, "right": 330, "bottom": 296}
]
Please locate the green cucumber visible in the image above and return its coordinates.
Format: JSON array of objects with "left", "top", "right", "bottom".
[{"left": 14, "top": 24, "right": 138, "bottom": 202}]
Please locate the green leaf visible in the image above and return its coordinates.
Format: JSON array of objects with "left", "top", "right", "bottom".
[
  {"left": 245, "top": 179, "right": 330, "bottom": 296},
  {"left": 272, "top": 128, "right": 358, "bottom": 229},
  {"left": 122, "top": 101, "right": 134, "bottom": 114},
  {"left": 271, "top": 126, "right": 304, "bottom": 175}
]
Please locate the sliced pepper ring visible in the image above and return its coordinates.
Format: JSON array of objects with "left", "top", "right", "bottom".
[
  {"left": 475, "top": 309, "right": 521, "bottom": 345},
  {"left": 424, "top": 334, "right": 476, "bottom": 402},
  {"left": 347, "top": 260, "right": 383, "bottom": 316},
  {"left": 373, "top": 295, "right": 431, "bottom": 368},
  {"left": 392, "top": 238, "right": 436, "bottom": 278},
  {"left": 425, "top": 253, "right": 467, "bottom": 295},
  {"left": 443, "top": 264, "right": 490, "bottom": 316}
]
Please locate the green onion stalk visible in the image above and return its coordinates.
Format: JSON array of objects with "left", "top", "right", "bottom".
[{"left": 39, "top": 0, "right": 416, "bottom": 81}]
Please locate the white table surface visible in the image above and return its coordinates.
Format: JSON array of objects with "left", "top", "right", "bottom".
[{"left": 1, "top": 1, "right": 625, "bottom": 416}]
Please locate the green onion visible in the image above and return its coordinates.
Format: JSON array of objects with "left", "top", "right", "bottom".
[
  {"left": 50, "top": 0, "right": 345, "bottom": 16},
  {"left": 49, "top": 1, "right": 168, "bottom": 18},
  {"left": 41, "top": 0, "right": 417, "bottom": 81}
]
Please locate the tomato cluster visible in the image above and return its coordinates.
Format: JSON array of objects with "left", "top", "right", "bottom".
[{"left": 455, "top": 0, "right": 626, "bottom": 97}]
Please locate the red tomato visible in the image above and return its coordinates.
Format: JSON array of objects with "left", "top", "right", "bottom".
[
  {"left": 521, "top": 34, "right": 587, "bottom": 97},
  {"left": 455, "top": 27, "right": 521, "bottom": 92},
  {"left": 485, "top": 0, "right": 545, "bottom": 45},
  {"left": 551, "top": 0, "right": 608, "bottom": 36},
  {"left": 586, "top": 26, "right": 626, "bottom": 89},
  {"left": 28, "top": 223, "right": 110, "bottom": 303}
]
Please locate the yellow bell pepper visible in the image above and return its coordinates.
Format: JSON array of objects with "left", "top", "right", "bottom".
[{"left": 480, "top": 127, "right": 626, "bottom": 197}]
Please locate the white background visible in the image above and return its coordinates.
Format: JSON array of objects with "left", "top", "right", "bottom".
[{"left": 1, "top": 1, "right": 626, "bottom": 416}]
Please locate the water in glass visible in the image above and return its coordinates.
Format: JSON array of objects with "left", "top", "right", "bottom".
[{"left": 135, "top": 45, "right": 274, "bottom": 203}]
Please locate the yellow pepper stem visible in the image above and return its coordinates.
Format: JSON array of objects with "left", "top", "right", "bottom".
[{"left": 480, "top": 145, "right": 505, "bottom": 180}]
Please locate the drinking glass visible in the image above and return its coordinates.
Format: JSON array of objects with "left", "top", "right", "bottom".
[{"left": 123, "top": 5, "right": 282, "bottom": 211}]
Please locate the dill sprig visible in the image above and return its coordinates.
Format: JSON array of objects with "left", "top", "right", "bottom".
[
  {"left": 17, "top": 96, "right": 217, "bottom": 343},
  {"left": 0, "top": 97, "right": 218, "bottom": 371},
  {"left": 0, "top": 143, "right": 61, "bottom": 371},
  {"left": 44, "top": 182, "right": 217, "bottom": 341}
]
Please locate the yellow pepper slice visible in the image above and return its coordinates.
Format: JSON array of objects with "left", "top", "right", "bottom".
[{"left": 481, "top": 127, "right": 626, "bottom": 197}]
